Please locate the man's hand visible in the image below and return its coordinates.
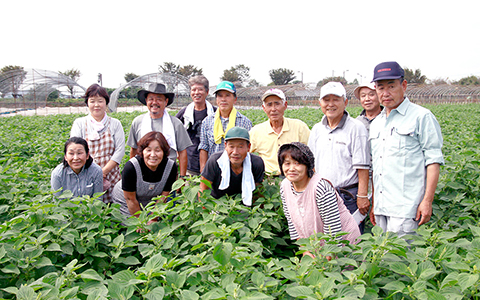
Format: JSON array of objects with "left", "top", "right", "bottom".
[
  {"left": 357, "top": 196, "right": 370, "bottom": 215},
  {"left": 416, "top": 199, "right": 433, "bottom": 225}
]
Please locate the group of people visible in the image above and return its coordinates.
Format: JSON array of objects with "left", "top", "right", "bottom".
[{"left": 51, "top": 60, "right": 444, "bottom": 256}]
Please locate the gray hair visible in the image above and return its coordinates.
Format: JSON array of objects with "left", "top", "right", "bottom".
[{"left": 188, "top": 75, "right": 209, "bottom": 91}]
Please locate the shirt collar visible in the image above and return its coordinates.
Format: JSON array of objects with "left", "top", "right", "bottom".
[
  {"left": 321, "top": 111, "right": 349, "bottom": 130},
  {"left": 267, "top": 117, "right": 289, "bottom": 133},
  {"left": 66, "top": 165, "right": 85, "bottom": 175},
  {"left": 392, "top": 97, "right": 410, "bottom": 116}
]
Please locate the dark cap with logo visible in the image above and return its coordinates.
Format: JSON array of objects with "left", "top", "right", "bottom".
[{"left": 372, "top": 61, "right": 404, "bottom": 82}]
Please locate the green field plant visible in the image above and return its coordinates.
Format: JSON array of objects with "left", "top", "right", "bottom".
[{"left": 0, "top": 104, "right": 479, "bottom": 299}]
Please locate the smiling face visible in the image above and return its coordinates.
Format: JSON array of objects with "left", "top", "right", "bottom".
[
  {"left": 146, "top": 93, "right": 167, "bottom": 119},
  {"left": 215, "top": 90, "right": 237, "bottom": 115},
  {"left": 225, "top": 139, "right": 250, "bottom": 168},
  {"left": 142, "top": 140, "right": 164, "bottom": 171},
  {"left": 65, "top": 143, "right": 89, "bottom": 174},
  {"left": 190, "top": 83, "right": 208, "bottom": 106},
  {"left": 263, "top": 95, "right": 287, "bottom": 123},
  {"left": 281, "top": 154, "right": 308, "bottom": 185},
  {"left": 375, "top": 79, "right": 407, "bottom": 113},
  {"left": 359, "top": 87, "right": 380, "bottom": 113},
  {"left": 319, "top": 94, "right": 347, "bottom": 124},
  {"left": 87, "top": 95, "right": 107, "bottom": 121}
]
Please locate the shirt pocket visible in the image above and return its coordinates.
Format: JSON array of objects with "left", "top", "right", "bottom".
[
  {"left": 394, "top": 126, "right": 417, "bottom": 151},
  {"left": 85, "top": 182, "right": 94, "bottom": 196}
]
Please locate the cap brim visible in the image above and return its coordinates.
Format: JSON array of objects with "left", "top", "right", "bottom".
[
  {"left": 371, "top": 75, "right": 403, "bottom": 83},
  {"left": 261, "top": 92, "right": 285, "bottom": 102},
  {"left": 214, "top": 88, "right": 235, "bottom": 94},
  {"left": 224, "top": 137, "right": 250, "bottom": 142}
]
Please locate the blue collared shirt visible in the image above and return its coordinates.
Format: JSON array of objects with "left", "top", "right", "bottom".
[
  {"left": 51, "top": 162, "right": 104, "bottom": 200},
  {"left": 369, "top": 98, "right": 444, "bottom": 218},
  {"left": 198, "top": 110, "right": 253, "bottom": 156}
]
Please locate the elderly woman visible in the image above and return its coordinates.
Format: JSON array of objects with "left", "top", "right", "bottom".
[
  {"left": 70, "top": 83, "right": 125, "bottom": 203},
  {"left": 112, "top": 131, "right": 177, "bottom": 219},
  {"left": 51, "top": 137, "right": 103, "bottom": 200},
  {"left": 278, "top": 142, "right": 360, "bottom": 259}
]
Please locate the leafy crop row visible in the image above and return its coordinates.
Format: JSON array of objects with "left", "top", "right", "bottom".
[{"left": 0, "top": 104, "right": 479, "bottom": 299}]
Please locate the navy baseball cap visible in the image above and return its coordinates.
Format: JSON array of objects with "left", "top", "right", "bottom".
[{"left": 372, "top": 61, "right": 404, "bottom": 82}]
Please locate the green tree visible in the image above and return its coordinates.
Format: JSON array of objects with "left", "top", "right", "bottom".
[
  {"left": 124, "top": 73, "right": 139, "bottom": 83},
  {"left": 456, "top": 75, "right": 480, "bottom": 85},
  {"left": 59, "top": 68, "right": 81, "bottom": 98},
  {"left": 269, "top": 68, "right": 296, "bottom": 85},
  {"left": 221, "top": 64, "right": 251, "bottom": 85},
  {"left": 403, "top": 67, "right": 427, "bottom": 84},
  {"left": 0, "top": 65, "right": 27, "bottom": 99},
  {"left": 178, "top": 65, "right": 203, "bottom": 78},
  {"left": 159, "top": 62, "right": 180, "bottom": 74},
  {"left": 317, "top": 76, "right": 347, "bottom": 87}
]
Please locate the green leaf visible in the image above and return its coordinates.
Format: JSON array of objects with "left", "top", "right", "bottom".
[
  {"left": 286, "top": 286, "right": 314, "bottom": 297},
  {"left": 143, "top": 253, "right": 167, "bottom": 274},
  {"left": 34, "top": 256, "right": 53, "bottom": 268},
  {"left": 382, "top": 281, "right": 406, "bottom": 291},
  {"left": 213, "top": 243, "right": 232, "bottom": 266},
  {"left": 180, "top": 290, "right": 199, "bottom": 300},
  {"left": 166, "top": 270, "right": 186, "bottom": 289},
  {"left": 242, "top": 291, "right": 274, "bottom": 299},
  {"left": 59, "top": 286, "right": 80, "bottom": 299},
  {"left": 115, "top": 256, "right": 141, "bottom": 265},
  {"left": 251, "top": 272, "right": 265, "bottom": 287},
  {"left": 17, "top": 285, "right": 37, "bottom": 300},
  {"left": 45, "top": 243, "right": 62, "bottom": 251},
  {"left": 419, "top": 268, "right": 440, "bottom": 280},
  {"left": 389, "top": 262, "right": 410, "bottom": 276},
  {"left": 457, "top": 273, "right": 479, "bottom": 292},
  {"left": 144, "top": 286, "right": 165, "bottom": 300},
  {"left": 1, "top": 264, "right": 20, "bottom": 274},
  {"left": 80, "top": 269, "right": 104, "bottom": 282}
]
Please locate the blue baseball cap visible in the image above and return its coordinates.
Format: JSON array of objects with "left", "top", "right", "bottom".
[
  {"left": 214, "top": 81, "right": 236, "bottom": 95},
  {"left": 372, "top": 61, "right": 405, "bottom": 82}
]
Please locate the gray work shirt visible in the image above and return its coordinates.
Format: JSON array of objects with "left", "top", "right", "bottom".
[{"left": 51, "top": 162, "right": 103, "bottom": 200}]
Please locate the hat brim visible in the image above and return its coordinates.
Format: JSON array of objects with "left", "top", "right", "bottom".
[
  {"left": 354, "top": 85, "right": 376, "bottom": 100},
  {"left": 261, "top": 92, "right": 285, "bottom": 102},
  {"left": 214, "top": 88, "right": 235, "bottom": 95},
  {"left": 371, "top": 75, "right": 403, "bottom": 83},
  {"left": 137, "top": 90, "right": 175, "bottom": 106},
  {"left": 224, "top": 137, "right": 250, "bottom": 143}
]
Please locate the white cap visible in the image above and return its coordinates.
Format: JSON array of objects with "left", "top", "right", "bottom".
[
  {"left": 353, "top": 82, "right": 376, "bottom": 100},
  {"left": 261, "top": 88, "right": 286, "bottom": 102},
  {"left": 319, "top": 82, "right": 346, "bottom": 100}
]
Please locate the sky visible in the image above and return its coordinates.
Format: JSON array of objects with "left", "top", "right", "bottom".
[{"left": 1, "top": 0, "right": 479, "bottom": 90}]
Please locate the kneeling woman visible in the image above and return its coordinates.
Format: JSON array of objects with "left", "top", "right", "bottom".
[
  {"left": 112, "top": 131, "right": 177, "bottom": 218},
  {"left": 51, "top": 137, "right": 103, "bottom": 200},
  {"left": 278, "top": 142, "right": 360, "bottom": 258}
]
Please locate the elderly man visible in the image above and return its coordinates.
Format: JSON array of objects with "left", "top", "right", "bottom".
[
  {"left": 176, "top": 75, "right": 216, "bottom": 176},
  {"left": 308, "top": 82, "right": 370, "bottom": 232},
  {"left": 249, "top": 88, "right": 310, "bottom": 175},
  {"left": 354, "top": 82, "right": 383, "bottom": 133},
  {"left": 200, "top": 127, "right": 265, "bottom": 206},
  {"left": 369, "top": 61, "right": 444, "bottom": 236},
  {"left": 198, "top": 81, "right": 252, "bottom": 172},
  {"left": 127, "top": 83, "right": 192, "bottom": 176}
]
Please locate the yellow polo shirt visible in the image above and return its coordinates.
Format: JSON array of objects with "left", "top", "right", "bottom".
[{"left": 250, "top": 117, "right": 310, "bottom": 175}]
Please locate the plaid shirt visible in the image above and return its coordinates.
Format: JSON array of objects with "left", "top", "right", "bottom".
[{"left": 198, "top": 111, "right": 252, "bottom": 156}]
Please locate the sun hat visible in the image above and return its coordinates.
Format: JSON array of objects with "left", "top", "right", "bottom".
[
  {"left": 261, "top": 88, "right": 286, "bottom": 103},
  {"left": 214, "top": 81, "right": 236, "bottom": 95},
  {"left": 137, "top": 83, "right": 175, "bottom": 106},
  {"left": 319, "top": 82, "right": 346, "bottom": 100},
  {"left": 224, "top": 126, "right": 250, "bottom": 143},
  {"left": 353, "top": 82, "right": 376, "bottom": 100},
  {"left": 278, "top": 142, "right": 315, "bottom": 178},
  {"left": 372, "top": 61, "right": 404, "bottom": 82}
]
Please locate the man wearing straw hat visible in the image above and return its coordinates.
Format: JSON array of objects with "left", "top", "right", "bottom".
[{"left": 127, "top": 83, "right": 192, "bottom": 176}]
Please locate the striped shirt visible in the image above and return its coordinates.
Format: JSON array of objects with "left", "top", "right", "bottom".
[
  {"left": 198, "top": 111, "right": 252, "bottom": 156},
  {"left": 281, "top": 178, "right": 342, "bottom": 240}
]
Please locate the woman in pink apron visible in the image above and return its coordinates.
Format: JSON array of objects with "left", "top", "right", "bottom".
[
  {"left": 278, "top": 142, "right": 360, "bottom": 260},
  {"left": 70, "top": 84, "right": 125, "bottom": 203}
]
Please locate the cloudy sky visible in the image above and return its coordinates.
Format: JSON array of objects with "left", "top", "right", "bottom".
[{"left": 1, "top": 0, "right": 479, "bottom": 89}]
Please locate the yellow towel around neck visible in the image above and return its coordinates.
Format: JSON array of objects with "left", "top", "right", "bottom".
[{"left": 213, "top": 107, "right": 237, "bottom": 144}]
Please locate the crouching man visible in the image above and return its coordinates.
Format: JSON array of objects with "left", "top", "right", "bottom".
[{"left": 200, "top": 127, "right": 265, "bottom": 206}]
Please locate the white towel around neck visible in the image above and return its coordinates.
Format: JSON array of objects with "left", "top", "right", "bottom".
[
  {"left": 217, "top": 150, "right": 255, "bottom": 206},
  {"left": 139, "top": 112, "right": 177, "bottom": 151},
  {"left": 86, "top": 113, "right": 108, "bottom": 141},
  {"left": 183, "top": 101, "right": 215, "bottom": 129}
]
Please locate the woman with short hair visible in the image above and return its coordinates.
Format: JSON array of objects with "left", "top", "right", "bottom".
[
  {"left": 278, "top": 142, "right": 360, "bottom": 259},
  {"left": 112, "top": 131, "right": 177, "bottom": 220},
  {"left": 51, "top": 137, "right": 103, "bottom": 200},
  {"left": 70, "top": 83, "right": 125, "bottom": 203}
]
